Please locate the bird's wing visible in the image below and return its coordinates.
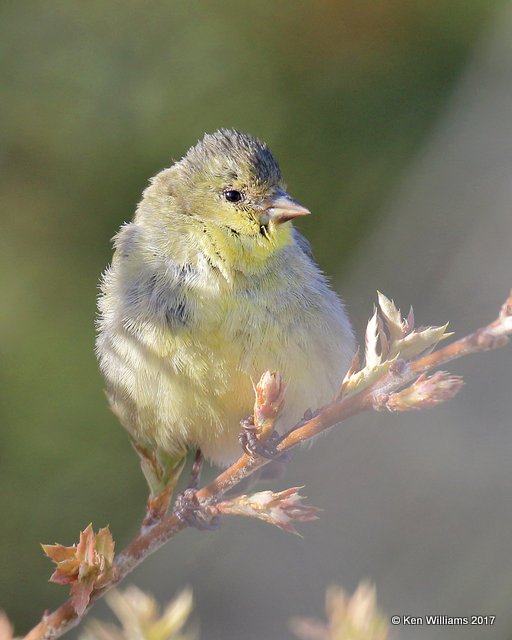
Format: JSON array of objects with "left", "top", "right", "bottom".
[{"left": 108, "top": 223, "right": 194, "bottom": 333}]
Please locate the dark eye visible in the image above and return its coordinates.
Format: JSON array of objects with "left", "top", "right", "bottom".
[{"left": 224, "top": 189, "right": 243, "bottom": 203}]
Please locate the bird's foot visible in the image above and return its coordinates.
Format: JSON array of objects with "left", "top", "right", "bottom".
[
  {"left": 239, "top": 416, "right": 291, "bottom": 462},
  {"left": 174, "top": 489, "right": 221, "bottom": 531}
]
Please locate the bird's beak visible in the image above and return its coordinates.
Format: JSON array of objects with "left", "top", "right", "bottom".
[{"left": 263, "top": 189, "right": 311, "bottom": 226}]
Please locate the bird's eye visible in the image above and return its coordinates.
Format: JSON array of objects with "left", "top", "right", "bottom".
[{"left": 224, "top": 189, "right": 243, "bottom": 203}]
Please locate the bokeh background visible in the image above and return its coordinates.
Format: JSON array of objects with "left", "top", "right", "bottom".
[{"left": 1, "top": 1, "right": 511, "bottom": 638}]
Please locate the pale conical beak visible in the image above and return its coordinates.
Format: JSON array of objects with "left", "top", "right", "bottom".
[{"left": 263, "top": 189, "right": 311, "bottom": 225}]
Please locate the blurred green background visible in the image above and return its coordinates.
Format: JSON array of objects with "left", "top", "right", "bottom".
[{"left": 0, "top": 0, "right": 505, "bottom": 634}]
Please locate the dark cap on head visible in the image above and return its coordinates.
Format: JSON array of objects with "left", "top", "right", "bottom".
[{"left": 178, "top": 129, "right": 282, "bottom": 185}]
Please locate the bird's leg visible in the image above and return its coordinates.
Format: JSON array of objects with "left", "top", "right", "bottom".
[
  {"left": 172, "top": 448, "right": 221, "bottom": 530},
  {"left": 282, "top": 408, "right": 318, "bottom": 437},
  {"left": 238, "top": 415, "right": 291, "bottom": 462},
  {"left": 133, "top": 441, "right": 186, "bottom": 529},
  {"left": 187, "top": 448, "right": 204, "bottom": 491}
]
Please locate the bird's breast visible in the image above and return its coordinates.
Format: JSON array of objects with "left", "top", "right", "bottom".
[{"left": 99, "top": 250, "right": 352, "bottom": 465}]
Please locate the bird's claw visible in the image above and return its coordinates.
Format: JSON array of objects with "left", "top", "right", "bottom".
[
  {"left": 239, "top": 417, "right": 291, "bottom": 462},
  {"left": 174, "top": 489, "right": 221, "bottom": 530}
]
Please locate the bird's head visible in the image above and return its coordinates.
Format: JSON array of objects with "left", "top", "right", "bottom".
[{"left": 147, "top": 129, "right": 310, "bottom": 274}]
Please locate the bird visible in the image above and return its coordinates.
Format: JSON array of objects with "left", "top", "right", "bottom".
[{"left": 96, "top": 129, "right": 355, "bottom": 478}]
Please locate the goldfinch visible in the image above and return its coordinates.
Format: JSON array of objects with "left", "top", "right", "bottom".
[{"left": 96, "top": 129, "right": 355, "bottom": 469}]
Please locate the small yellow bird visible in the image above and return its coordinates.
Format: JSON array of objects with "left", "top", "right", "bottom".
[{"left": 96, "top": 129, "right": 354, "bottom": 473}]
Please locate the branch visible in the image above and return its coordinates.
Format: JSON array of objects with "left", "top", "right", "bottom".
[{"left": 21, "top": 291, "right": 512, "bottom": 639}]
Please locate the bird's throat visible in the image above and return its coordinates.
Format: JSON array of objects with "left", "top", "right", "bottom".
[{"left": 199, "top": 222, "right": 293, "bottom": 279}]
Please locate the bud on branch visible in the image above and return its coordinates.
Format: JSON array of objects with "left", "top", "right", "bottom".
[
  {"left": 42, "top": 525, "right": 115, "bottom": 615},
  {"left": 217, "top": 487, "right": 319, "bottom": 535}
]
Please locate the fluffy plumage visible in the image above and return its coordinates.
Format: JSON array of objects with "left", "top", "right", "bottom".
[{"left": 96, "top": 129, "right": 355, "bottom": 466}]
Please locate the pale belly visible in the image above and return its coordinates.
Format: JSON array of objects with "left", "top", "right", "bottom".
[{"left": 105, "top": 315, "right": 347, "bottom": 466}]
